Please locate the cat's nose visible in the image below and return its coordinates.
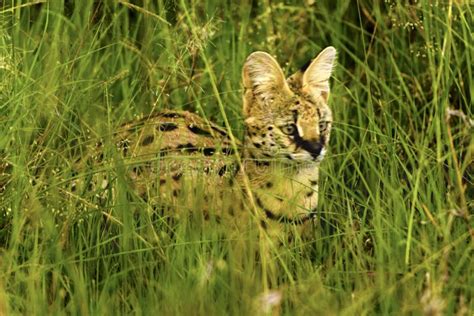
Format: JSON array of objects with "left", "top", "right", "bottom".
[
  {"left": 299, "top": 138, "right": 323, "bottom": 158},
  {"left": 305, "top": 141, "right": 323, "bottom": 158}
]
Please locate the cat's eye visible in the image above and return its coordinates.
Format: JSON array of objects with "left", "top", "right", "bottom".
[
  {"left": 319, "top": 121, "right": 329, "bottom": 132},
  {"left": 281, "top": 124, "right": 296, "bottom": 135}
]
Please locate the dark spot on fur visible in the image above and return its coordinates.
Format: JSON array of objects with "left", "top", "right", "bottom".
[
  {"left": 203, "top": 148, "right": 215, "bottom": 156},
  {"left": 159, "top": 179, "right": 166, "bottom": 185},
  {"left": 177, "top": 143, "right": 198, "bottom": 153},
  {"left": 140, "top": 193, "right": 149, "bottom": 203},
  {"left": 211, "top": 126, "right": 228, "bottom": 137},
  {"left": 253, "top": 143, "right": 261, "bottom": 148},
  {"left": 218, "top": 165, "right": 228, "bottom": 176},
  {"left": 261, "top": 141, "right": 266, "bottom": 145},
  {"left": 141, "top": 135, "right": 155, "bottom": 146},
  {"left": 172, "top": 173, "right": 182, "bottom": 181},
  {"left": 159, "top": 147, "right": 171, "bottom": 157},
  {"left": 133, "top": 166, "right": 143, "bottom": 175},
  {"left": 188, "top": 124, "right": 212, "bottom": 137},
  {"left": 256, "top": 197, "right": 264, "bottom": 208},
  {"left": 306, "top": 191, "right": 314, "bottom": 197},
  {"left": 173, "top": 189, "right": 179, "bottom": 197},
  {"left": 160, "top": 112, "right": 183, "bottom": 118},
  {"left": 227, "top": 164, "right": 240, "bottom": 186},
  {"left": 119, "top": 139, "right": 130, "bottom": 155},
  {"left": 267, "top": 126, "right": 273, "bottom": 131},
  {"left": 221, "top": 148, "right": 235, "bottom": 155},
  {"left": 157, "top": 122, "right": 178, "bottom": 132},
  {"left": 265, "top": 182, "right": 273, "bottom": 188},
  {"left": 254, "top": 160, "right": 270, "bottom": 167},
  {"left": 310, "top": 180, "right": 318, "bottom": 186}
]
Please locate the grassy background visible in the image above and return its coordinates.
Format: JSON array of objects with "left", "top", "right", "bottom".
[{"left": 0, "top": 0, "right": 472, "bottom": 314}]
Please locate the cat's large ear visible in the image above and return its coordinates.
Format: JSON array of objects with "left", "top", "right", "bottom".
[
  {"left": 302, "top": 46, "right": 336, "bottom": 101},
  {"left": 242, "top": 52, "right": 291, "bottom": 115}
]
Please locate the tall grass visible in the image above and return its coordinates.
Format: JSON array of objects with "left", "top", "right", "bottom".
[{"left": 0, "top": 1, "right": 472, "bottom": 314}]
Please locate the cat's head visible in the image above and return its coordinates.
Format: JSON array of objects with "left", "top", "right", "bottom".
[{"left": 242, "top": 47, "right": 336, "bottom": 163}]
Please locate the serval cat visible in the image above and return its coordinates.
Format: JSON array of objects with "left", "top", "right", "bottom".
[{"left": 3, "top": 47, "right": 337, "bottom": 239}]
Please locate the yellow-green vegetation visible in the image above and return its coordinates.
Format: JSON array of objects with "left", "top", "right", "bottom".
[{"left": 0, "top": 1, "right": 472, "bottom": 314}]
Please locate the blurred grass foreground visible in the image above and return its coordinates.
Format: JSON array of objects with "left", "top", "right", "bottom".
[{"left": 0, "top": 1, "right": 472, "bottom": 315}]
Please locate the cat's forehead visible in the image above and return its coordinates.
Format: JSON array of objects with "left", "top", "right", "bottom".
[{"left": 287, "top": 96, "right": 322, "bottom": 118}]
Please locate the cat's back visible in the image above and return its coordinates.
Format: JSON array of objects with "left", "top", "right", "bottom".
[{"left": 115, "top": 110, "right": 236, "bottom": 159}]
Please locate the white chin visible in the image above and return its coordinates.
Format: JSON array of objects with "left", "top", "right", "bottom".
[{"left": 319, "top": 148, "right": 327, "bottom": 160}]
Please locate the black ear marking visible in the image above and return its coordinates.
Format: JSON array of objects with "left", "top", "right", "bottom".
[{"left": 299, "top": 58, "right": 313, "bottom": 72}]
